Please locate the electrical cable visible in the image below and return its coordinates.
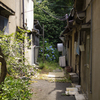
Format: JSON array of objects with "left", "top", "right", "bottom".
[
  {"left": 76, "top": 0, "right": 93, "bottom": 21},
  {"left": 76, "top": 12, "right": 86, "bottom": 20},
  {"left": 41, "top": 2, "right": 73, "bottom": 8},
  {"left": 35, "top": 3, "right": 69, "bottom": 21}
]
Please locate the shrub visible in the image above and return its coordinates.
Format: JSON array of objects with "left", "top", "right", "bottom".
[
  {"left": 0, "top": 28, "right": 32, "bottom": 99},
  {"left": 39, "top": 39, "right": 60, "bottom": 62},
  {"left": 0, "top": 76, "right": 32, "bottom": 100},
  {"left": 39, "top": 62, "right": 45, "bottom": 69}
]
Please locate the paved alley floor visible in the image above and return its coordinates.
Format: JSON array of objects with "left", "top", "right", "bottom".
[
  {"left": 30, "top": 80, "right": 76, "bottom": 100},
  {"left": 30, "top": 70, "right": 76, "bottom": 100}
]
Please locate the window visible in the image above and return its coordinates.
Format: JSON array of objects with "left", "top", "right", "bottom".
[{"left": 0, "top": 15, "right": 9, "bottom": 34}]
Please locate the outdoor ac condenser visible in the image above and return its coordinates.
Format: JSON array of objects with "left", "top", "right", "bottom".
[{"left": 57, "top": 43, "right": 63, "bottom": 52}]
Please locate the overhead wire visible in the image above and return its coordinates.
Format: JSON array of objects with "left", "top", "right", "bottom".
[
  {"left": 35, "top": 2, "right": 70, "bottom": 21},
  {"left": 76, "top": 12, "right": 86, "bottom": 20},
  {"left": 41, "top": 2, "right": 73, "bottom": 8},
  {"left": 76, "top": 0, "right": 93, "bottom": 21}
]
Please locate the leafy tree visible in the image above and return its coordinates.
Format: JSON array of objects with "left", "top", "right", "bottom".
[
  {"left": 35, "top": 0, "right": 73, "bottom": 62},
  {"left": 34, "top": 0, "right": 73, "bottom": 46}
]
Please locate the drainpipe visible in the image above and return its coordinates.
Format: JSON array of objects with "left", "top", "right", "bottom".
[
  {"left": 22, "top": 0, "right": 25, "bottom": 28},
  {"left": 22, "top": 0, "right": 25, "bottom": 65},
  {"left": 90, "top": 0, "right": 93, "bottom": 94},
  {"left": 20, "top": 0, "right": 21, "bottom": 26},
  {"left": 79, "top": 31, "right": 81, "bottom": 85}
]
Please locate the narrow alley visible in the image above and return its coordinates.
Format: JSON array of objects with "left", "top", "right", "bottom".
[
  {"left": 30, "top": 69, "right": 76, "bottom": 100},
  {"left": 1, "top": 0, "right": 100, "bottom": 100},
  {"left": 31, "top": 80, "right": 75, "bottom": 100}
]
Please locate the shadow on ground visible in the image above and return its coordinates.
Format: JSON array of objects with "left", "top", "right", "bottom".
[{"left": 31, "top": 80, "right": 76, "bottom": 100}]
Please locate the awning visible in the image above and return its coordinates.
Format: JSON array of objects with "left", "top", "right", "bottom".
[{"left": 0, "top": 2, "right": 15, "bottom": 18}]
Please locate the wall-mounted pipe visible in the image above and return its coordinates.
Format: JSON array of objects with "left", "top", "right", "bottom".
[
  {"left": 22, "top": 0, "right": 25, "bottom": 28},
  {"left": 22, "top": 0, "right": 25, "bottom": 65},
  {"left": 79, "top": 31, "right": 81, "bottom": 85},
  {"left": 20, "top": 0, "right": 21, "bottom": 26}
]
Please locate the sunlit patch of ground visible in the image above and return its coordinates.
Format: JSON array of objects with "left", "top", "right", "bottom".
[{"left": 30, "top": 71, "right": 71, "bottom": 83}]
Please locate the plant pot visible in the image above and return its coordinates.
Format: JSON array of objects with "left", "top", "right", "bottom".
[{"left": 65, "top": 66, "right": 72, "bottom": 72}]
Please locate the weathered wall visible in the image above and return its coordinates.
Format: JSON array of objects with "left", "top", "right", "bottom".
[
  {"left": 9, "top": 0, "right": 22, "bottom": 34},
  {"left": 24, "top": 0, "right": 34, "bottom": 31},
  {"left": 86, "top": 6, "right": 91, "bottom": 23},
  {"left": 90, "top": 0, "right": 100, "bottom": 100},
  {"left": 69, "top": 38, "right": 72, "bottom": 66},
  {"left": 81, "top": 0, "right": 100, "bottom": 99},
  {"left": 0, "top": 0, "right": 23, "bottom": 34},
  {"left": 80, "top": 32, "right": 90, "bottom": 98},
  {"left": 71, "top": 31, "right": 75, "bottom": 71},
  {"left": 65, "top": 38, "right": 69, "bottom": 66},
  {"left": 24, "top": 0, "right": 34, "bottom": 65},
  {"left": 86, "top": 0, "right": 91, "bottom": 23},
  {"left": 81, "top": 49, "right": 87, "bottom": 94},
  {"left": 25, "top": 33, "right": 33, "bottom": 65},
  {"left": 15, "top": 0, "right": 23, "bottom": 27}
]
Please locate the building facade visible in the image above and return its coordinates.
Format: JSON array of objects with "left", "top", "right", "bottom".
[
  {"left": 60, "top": 0, "right": 100, "bottom": 100},
  {"left": 0, "top": 0, "right": 40, "bottom": 66}
]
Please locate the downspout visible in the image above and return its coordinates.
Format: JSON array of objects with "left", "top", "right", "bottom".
[
  {"left": 90, "top": 0, "right": 93, "bottom": 94},
  {"left": 22, "top": 0, "right": 25, "bottom": 64},
  {"left": 20, "top": 0, "right": 21, "bottom": 26},
  {"left": 22, "top": 0, "right": 25, "bottom": 28},
  {"left": 79, "top": 31, "right": 81, "bottom": 85}
]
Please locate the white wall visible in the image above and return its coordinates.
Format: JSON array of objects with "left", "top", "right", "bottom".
[
  {"left": 25, "top": 0, "right": 34, "bottom": 31},
  {"left": 24, "top": 0, "right": 34, "bottom": 65}
]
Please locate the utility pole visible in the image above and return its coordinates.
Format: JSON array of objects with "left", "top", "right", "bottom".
[{"left": 43, "top": 24, "right": 44, "bottom": 63}]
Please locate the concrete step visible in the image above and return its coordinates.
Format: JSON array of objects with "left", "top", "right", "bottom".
[
  {"left": 65, "top": 87, "right": 78, "bottom": 95},
  {"left": 69, "top": 73, "right": 79, "bottom": 83},
  {"left": 53, "top": 68, "right": 62, "bottom": 72},
  {"left": 65, "top": 87, "right": 86, "bottom": 100},
  {"left": 75, "top": 94, "right": 86, "bottom": 100},
  {"left": 48, "top": 72, "right": 65, "bottom": 78}
]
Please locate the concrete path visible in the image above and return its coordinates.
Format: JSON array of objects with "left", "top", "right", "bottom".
[
  {"left": 48, "top": 72, "right": 65, "bottom": 78},
  {"left": 30, "top": 80, "right": 76, "bottom": 100},
  {"left": 30, "top": 69, "right": 76, "bottom": 100}
]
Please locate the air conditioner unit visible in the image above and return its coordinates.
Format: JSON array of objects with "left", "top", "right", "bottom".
[
  {"left": 57, "top": 43, "right": 63, "bottom": 52},
  {"left": 59, "top": 56, "right": 66, "bottom": 67}
]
